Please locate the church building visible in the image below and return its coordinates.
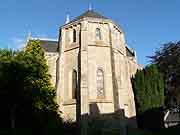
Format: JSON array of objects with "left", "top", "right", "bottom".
[{"left": 30, "top": 10, "right": 141, "bottom": 123}]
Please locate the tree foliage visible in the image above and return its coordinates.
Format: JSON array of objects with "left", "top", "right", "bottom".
[
  {"left": 149, "top": 41, "right": 180, "bottom": 108},
  {"left": 0, "top": 40, "right": 79, "bottom": 135},
  {"left": 0, "top": 40, "right": 61, "bottom": 132},
  {"left": 132, "top": 64, "right": 164, "bottom": 114},
  {"left": 25, "top": 40, "right": 57, "bottom": 112},
  {"left": 132, "top": 65, "right": 165, "bottom": 129}
]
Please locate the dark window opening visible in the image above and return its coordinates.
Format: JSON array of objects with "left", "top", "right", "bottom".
[
  {"left": 72, "top": 70, "right": 77, "bottom": 99},
  {"left": 96, "top": 28, "right": 101, "bottom": 40},
  {"left": 73, "top": 29, "right": 76, "bottom": 43}
]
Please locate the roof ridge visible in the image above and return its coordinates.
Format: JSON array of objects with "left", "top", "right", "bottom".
[
  {"left": 31, "top": 37, "right": 58, "bottom": 42},
  {"left": 69, "top": 10, "right": 108, "bottom": 24}
]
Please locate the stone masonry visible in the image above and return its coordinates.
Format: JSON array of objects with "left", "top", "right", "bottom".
[{"left": 30, "top": 10, "right": 141, "bottom": 128}]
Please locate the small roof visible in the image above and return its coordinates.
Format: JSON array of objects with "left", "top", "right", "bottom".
[
  {"left": 126, "top": 46, "right": 135, "bottom": 57},
  {"left": 165, "top": 111, "right": 180, "bottom": 122},
  {"left": 69, "top": 10, "right": 108, "bottom": 23},
  {"left": 39, "top": 39, "right": 58, "bottom": 53}
]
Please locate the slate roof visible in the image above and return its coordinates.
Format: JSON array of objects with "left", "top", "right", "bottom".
[
  {"left": 165, "top": 111, "right": 180, "bottom": 122},
  {"left": 69, "top": 10, "right": 108, "bottom": 23},
  {"left": 39, "top": 40, "right": 58, "bottom": 53},
  {"left": 126, "top": 46, "right": 135, "bottom": 57}
]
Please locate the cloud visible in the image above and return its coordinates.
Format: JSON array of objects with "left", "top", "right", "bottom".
[
  {"left": 32, "top": 34, "right": 57, "bottom": 41},
  {"left": 34, "top": 34, "right": 49, "bottom": 38},
  {"left": 8, "top": 37, "right": 26, "bottom": 50},
  {"left": 7, "top": 33, "right": 57, "bottom": 50}
]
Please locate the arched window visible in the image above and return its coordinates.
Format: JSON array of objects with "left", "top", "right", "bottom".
[
  {"left": 72, "top": 70, "right": 77, "bottom": 99},
  {"left": 96, "top": 28, "right": 101, "bottom": 40},
  {"left": 73, "top": 29, "right": 76, "bottom": 42},
  {"left": 97, "top": 69, "right": 105, "bottom": 98}
]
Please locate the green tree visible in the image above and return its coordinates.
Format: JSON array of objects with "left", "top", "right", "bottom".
[
  {"left": 133, "top": 69, "right": 146, "bottom": 113},
  {"left": 149, "top": 41, "right": 180, "bottom": 108},
  {"left": 0, "top": 49, "right": 33, "bottom": 128},
  {"left": 132, "top": 65, "right": 165, "bottom": 129},
  {"left": 0, "top": 40, "right": 61, "bottom": 131},
  {"left": 25, "top": 40, "right": 57, "bottom": 112},
  {"left": 132, "top": 64, "right": 164, "bottom": 114}
]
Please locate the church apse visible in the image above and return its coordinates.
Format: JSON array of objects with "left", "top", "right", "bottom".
[{"left": 31, "top": 10, "right": 141, "bottom": 128}]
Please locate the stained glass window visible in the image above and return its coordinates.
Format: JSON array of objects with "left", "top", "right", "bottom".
[{"left": 97, "top": 69, "right": 105, "bottom": 98}]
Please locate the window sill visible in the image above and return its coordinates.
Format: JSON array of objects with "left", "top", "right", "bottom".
[
  {"left": 95, "top": 40, "right": 104, "bottom": 45},
  {"left": 63, "top": 99, "right": 76, "bottom": 105},
  {"left": 64, "top": 46, "right": 79, "bottom": 52},
  {"left": 70, "top": 42, "right": 79, "bottom": 46},
  {"left": 89, "top": 99, "right": 113, "bottom": 103}
]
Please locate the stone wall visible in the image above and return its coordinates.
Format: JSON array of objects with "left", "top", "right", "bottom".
[
  {"left": 54, "top": 17, "right": 140, "bottom": 123},
  {"left": 45, "top": 52, "right": 59, "bottom": 87}
]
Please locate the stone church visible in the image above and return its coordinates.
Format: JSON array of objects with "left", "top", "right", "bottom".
[{"left": 30, "top": 10, "right": 141, "bottom": 123}]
